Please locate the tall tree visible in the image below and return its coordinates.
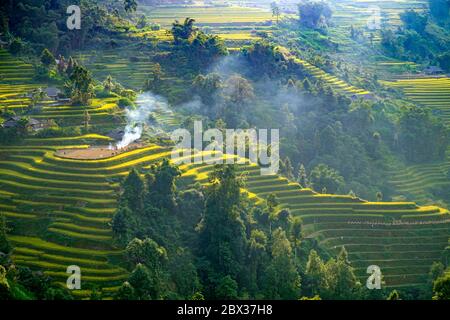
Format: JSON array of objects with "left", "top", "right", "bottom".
[
  {"left": 199, "top": 165, "right": 247, "bottom": 297},
  {"left": 124, "top": 0, "right": 138, "bottom": 13},
  {"left": 271, "top": 2, "right": 281, "bottom": 24},
  {"left": 433, "top": 274, "right": 450, "bottom": 300},
  {"left": 66, "top": 64, "right": 94, "bottom": 104},
  {"left": 0, "top": 214, "right": 10, "bottom": 254},
  {"left": 296, "top": 163, "right": 308, "bottom": 188},
  {"left": 263, "top": 228, "right": 301, "bottom": 299},
  {"left": 121, "top": 169, "right": 145, "bottom": 213},
  {"left": 305, "top": 249, "right": 327, "bottom": 296},
  {"left": 40, "top": 48, "right": 55, "bottom": 67},
  {"left": 172, "top": 18, "right": 197, "bottom": 44},
  {"left": 325, "top": 247, "right": 359, "bottom": 299}
]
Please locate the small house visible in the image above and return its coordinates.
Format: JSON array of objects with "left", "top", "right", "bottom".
[
  {"left": 423, "top": 66, "right": 444, "bottom": 75},
  {"left": 1, "top": 116, "right": 51, "bottom": 132},
  {"left": 350, "top": 93, "right": 375, "bottom": 101},
  {"left": 1, "top": 116, "right": 22, "bottom": 129},
  {"left": 44, "top": 87, "right": 61, "bottom": 99}
]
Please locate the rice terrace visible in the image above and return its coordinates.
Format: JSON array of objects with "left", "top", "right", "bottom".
[{"left": 0, "top": 0, "right": 450, "bottom": 303}]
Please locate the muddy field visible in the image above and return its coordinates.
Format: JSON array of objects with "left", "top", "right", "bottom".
[{"left": 55, "top": 143, "right": 144, "bottom": 160}]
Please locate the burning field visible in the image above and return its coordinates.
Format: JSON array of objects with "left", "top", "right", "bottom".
[{"left": 55, "top": 143, "right": 144, "bottom": 160}]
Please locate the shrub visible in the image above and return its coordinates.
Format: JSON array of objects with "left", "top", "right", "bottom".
[
  {"left": 40, "top": 48, "right": 55, "bottom": 67},
  {"left": 150, "top": 24, "right": 161, "bottom": 31},
  {"left": 118, "top": 97, "right": 135, "bottom": 108},
  {"left": 34, "top": 126, "right": 81, "bottom": 138},
  {"left": 9, "top": 38, "right": 23, "bottom": 55}
]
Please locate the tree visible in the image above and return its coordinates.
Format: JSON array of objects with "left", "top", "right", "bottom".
[
  {"left": 0, "top": 214, "right": 10, "bottom": 254},
  {"left": 40, "top": 48, "right": 55, "bottom": 67},
  {"left": 298, "top": 1, "right": 332, "bottom": 29},
  {"left": 271, "top": 2, "right": 281, "bottom": 24},
  {"left": 297, "top": 163, "right": 308, "bottom": 188},
  {"left": 325, "top": 247, "right": 359, "bottom": 299},
  {"left": 305, "top": 249, "right": 326, "bottom": 296},
  {"left": 291, "top": 217, "right": 303, "bottom": 259},
  {"left": 172, "top": 18, "right": 197, "bottom": 44},
  {"left": 128, "top": 264, "right": 152, "bottom": 300},
  {"left": 83, "top": 110, "right": 91, "bottom": 132},
  {"left": 199, "top": 165, "right": 247, "bottom": 296},
  {"left": 429, "top": 0, "right": 450, "bottom": 20},
  {"left": 121, "top": 169, "right": 145, "bottom": 213},
  {"left": 398, "top": 106, "right": 449, "bottom": 163},
  {"left": 125, "top": 238, "right": 168, "bottom": 299},
  {"left": 263, "top": 228, "right": 301, "bottom": 299},
  {"left": 29, "top": 88, "right": 46, "bottom": 108},
  {"left": 125, "top": 238, "right": 168, "bottom": 270},
  {"left": 0, "top": 265, "right": 11, "bottom": 300},
  {"left": 222, "top": 75, "right": 254, "bottom": 127},
  {"left": 124, "top": 0, "right": 138, "bottom": 13},
  {"left": 248, "top": 229, "right": 267, "bottom": 295},
  {"left": 115, "top": 281, "right": 135, "bottom": 300},
  {"left": 146, "top": 158, "right": 181, "bottom": 210},
  {"left": 9, "top": 38, "right": 22, "bottom": 55},
  {"left": 429, "top": 262, "right": 445, "bottom": 283},
  {"left": 112, "top": 205, "right": 132, "bottom": 244},
  {"left": 433, "top": 274, "right": 450, "bottom": 300},
  {"left": 144, "top": 63, "right": 164, "bottom": 92},
  {"left": 103, "top": 75, "right": 115, "bottom": 92},
  {"left": 309, "top": 164, "right": 345, "bottom": 194},
  {"left": 192, "top": 73, "right": 222, "bottom": 111},
  {"left": 66, "top": 64, "right": 94, "bottom": 104},
  {"left": 376, "top": 191, "right": 383, "bottom": 202},
  {"left": 215, "top": 275, "right": 239, "bottom": 299},
  {"left": 437, "top": 52, "right": 450, "bottom": 72},
  {"left": 281, "top": 157, "right": 294, "bottom": 180},
  {"left": 387, "top": 290, "right": 400, "bottom": 300},
  {"left": 169, "top": 249, "right": 200, "bottom": 299},
  {"left": 400, "top": 10, "right": 428, "bottom": 33}
]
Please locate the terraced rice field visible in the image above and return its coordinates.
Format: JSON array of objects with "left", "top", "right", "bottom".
[
  {"left": 140, "top": 4, "right": 274, "bottom": 46},
  {"left": 0, "top": 142, "right": 178, "bottom": 297},
  {"left": 388, "top": 147, "right": 450, "bottom": 205},
  {"left": 74, "top": 49, "right": 160, "bottom": 90},
  {"left": 382, "top": 77, "right": 450, "bottom": 126},
  {"left": 292, "top": 56, "right": 370, "bottom": 96},
  {"left": 382, "top": 78, "right": 450, "bottom": 206},
  {"left": 2, "top": 133, "right": 448, "bottom": 293},
  {"left": 0, "top": 49, "right": 42, "bottom": 110},
  {"left": 1, "top": 4, "right": 449, "bottom": 295},
  {"left": 181, "top": 157, "right": 450, "bottom": 288}
]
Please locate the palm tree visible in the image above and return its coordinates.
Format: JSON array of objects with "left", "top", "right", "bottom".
[{"left": 172, "top": 18, "right": 196, "bottom": 44}]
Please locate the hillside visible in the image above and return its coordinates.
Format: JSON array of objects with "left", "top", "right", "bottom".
[
  {"left": 1, "top": 48, "right": 449, "bottom": 298},
  {"left": 1, "top": 0, "right": 450, "bottom": 301}
]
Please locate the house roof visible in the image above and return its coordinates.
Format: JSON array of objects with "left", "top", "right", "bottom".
[
  {"left": 424, "top": 66, "right": 444, "bottom": 73},
  {"left": 45, "top": 87, "right": 61, "bottom": 96},
  {"left": 1, "top": 117, "right": 43, "bottom": 128}
]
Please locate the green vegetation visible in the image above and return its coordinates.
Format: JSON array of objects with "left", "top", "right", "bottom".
[{"left": 0, "top": 0, "right": 450, "bottom": 301}]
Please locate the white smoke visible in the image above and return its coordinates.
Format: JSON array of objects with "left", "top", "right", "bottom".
[{"left": 115, "top": 92, "right": 169, "bottom": 149}]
